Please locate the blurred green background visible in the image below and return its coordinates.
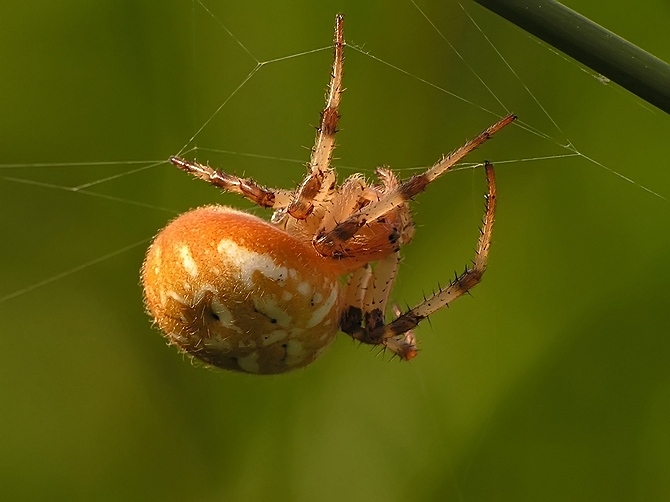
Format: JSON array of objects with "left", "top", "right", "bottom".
[{"left": 1, "top": 0, "right": 669, "bottom": 500}]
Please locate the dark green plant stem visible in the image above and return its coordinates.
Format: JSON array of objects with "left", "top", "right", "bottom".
[{"left": 473, "top": 0, "right": 670, "bottom": 113}]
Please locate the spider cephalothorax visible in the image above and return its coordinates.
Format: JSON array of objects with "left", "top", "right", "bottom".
[{"left": 141, "top": 14, "right": 515, "bottom": 374}]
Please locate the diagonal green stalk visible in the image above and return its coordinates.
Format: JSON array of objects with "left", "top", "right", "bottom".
[{"left": 473, "top": 0, "right": 670, "bottom": 113}]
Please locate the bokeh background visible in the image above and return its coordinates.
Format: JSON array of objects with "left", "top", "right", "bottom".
[{"left": 1, "top": 0, "right": 669, "bottom": 500}]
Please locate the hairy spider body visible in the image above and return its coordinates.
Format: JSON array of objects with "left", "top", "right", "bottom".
[
  {"left": 141, "top": 15, "right": 515, "bottom": 374},
  {"left": 142, "top": 206, "right": 343, "bottom": 373}
]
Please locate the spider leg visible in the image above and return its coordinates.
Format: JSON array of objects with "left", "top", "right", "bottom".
[
  {"left": 314, "top": 115, "right": 514, "bottom": 257},
  {"left": 169, "top": 156, "right": 292, "bottom": 209},
  {"left": 342, "top": 163, "right": 497, "bottom": 360},
  {"left": 287, "top": 14, "right": 344, "bottom": 220},
  {"left": 341, "top": 253, "right": 400, "bottom": 332},
  {"left": 341, "top": 251, "right": 418, "bottom": 360},
  {"left": 342, "top": 262, "right": 373, "bottom": 316}
]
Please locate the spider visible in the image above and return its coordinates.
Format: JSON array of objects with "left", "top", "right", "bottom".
[{"left": 141, "top": 14, "right": 515, "bottom": 374}]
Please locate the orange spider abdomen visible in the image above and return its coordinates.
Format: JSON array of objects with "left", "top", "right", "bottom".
[{"left": 141, "top": 205, "right": 343, "bottom": 374}]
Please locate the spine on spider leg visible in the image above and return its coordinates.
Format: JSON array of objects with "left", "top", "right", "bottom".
[
  {"left": 288, "top": 14, "right": 345, "bottom": 219},
  {"left": 439, "top": 161, "right": 497, "bottom": 291},
  {"left": 376, "top": 162, "right": 498, "bottom": 347},
  {"left": 473, "top": 162, "right": 497, "bottom": 272},
  {"left": 421, "top": 115, "right": 515, "bottom": 185},
  {"left": 168, "top": 156, "right": 277, "bottom": 208}
]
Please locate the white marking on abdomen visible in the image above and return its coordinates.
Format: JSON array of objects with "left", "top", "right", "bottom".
[
  {"left": 237, "top": 352, "right": 260, "bottom": 373},
  {"left": 306, "top": 287, "right": 338, "bottom": 328},
  {"left": 167, "top": 290, "right": 187, "bottom": 305},
  {"left": 284, "top": 340, "right": 305, "bottom": 366},
  {"left": 297, "top": 282, "right": 311, "bottom": 296},
  {"left": 210, "top": 296, "right": 244, "bottom": 334},
  {"left": 253, "top": 296, "right": 292, "bottom": 328},
  {"left": 217, "top": 238, "right": 288, "bottom": 287},
  {"left": 179, "top": 244, "right": 199, "bottom": 277},
  {"left": 262, "top": 330, "right": 288, "bottom": 346}
]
